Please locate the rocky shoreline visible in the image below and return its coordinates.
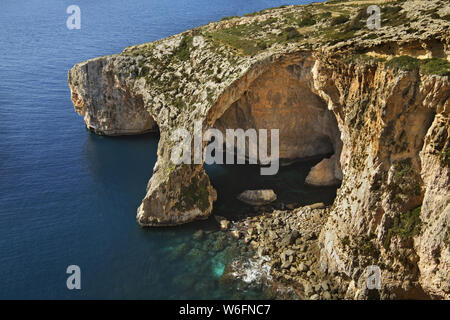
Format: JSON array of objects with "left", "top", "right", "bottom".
[
  {"left": 168, "top": 203, "right": 342, "bottom": 300},
  {"left": 220, "top": 204, "right": 348, "bottom": 300}
]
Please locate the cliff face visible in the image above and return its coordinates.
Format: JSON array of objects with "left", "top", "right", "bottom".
[
  {"left": 68, "top": 0, "right": 450, "bottom": 298},
  {"left": 68, "top": 56, "right": 158, "bottom": 135},
  {"left": 313, "top": 54, "right": 449, "bottom": 299}
]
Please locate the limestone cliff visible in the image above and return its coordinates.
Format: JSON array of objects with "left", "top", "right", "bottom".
[
  {"left": 68, "top": 56, "right": 158, "bottom": 135},
  {"left": 313, "top": 51, "right": 449, "bottom": 299},
  {"left": 68, "top": 0, "right": 450, "bottom": 298}
]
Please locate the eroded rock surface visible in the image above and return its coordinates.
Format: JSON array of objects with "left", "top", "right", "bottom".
[
  {"left": 213, "top": 55, "right": 340, "bottom": 162},
  {"left": 305, "top": 154, "right": 342, "bottom": 186},
  {"left": 68, "top": 56, "right": 157, "bottom": 135},
  {"left": 237, "top": 189, "right": 277, "bottom": 206}
]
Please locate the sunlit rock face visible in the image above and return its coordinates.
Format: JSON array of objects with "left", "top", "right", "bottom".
[
  {"left": 68, "top": 56, "right": 157, "bottom": 135},
  {"left": 305, "top": 154, "right": 342, "bottom": 186},
  {"left": 313, "top": 54, "right": 449, "bottom": 300}
]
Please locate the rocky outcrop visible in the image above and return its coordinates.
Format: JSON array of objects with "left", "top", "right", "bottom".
[
  {"left": 68, "top": 0, "right": 450, "bottom": 299},
  {"left": 232, "top": 206, "right": 346, "bottom": 299},
  {"left": 68, "top": 56, "right": 158, "bottom": 135},
  {"left": 237, "top": 189, "right": 277, "bottom": 206},
  {"left": 305, "top": 154, "right": 342, "bottom": 186}
]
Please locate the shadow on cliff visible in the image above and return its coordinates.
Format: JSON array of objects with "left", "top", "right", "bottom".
[{"left": 204, "top": 153, "right": 340, "bottom": 220}]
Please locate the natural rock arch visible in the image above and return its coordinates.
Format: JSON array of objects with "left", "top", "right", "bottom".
[
  {"left": 206, "top": 53, "right": 343, "bottom": 185},
  {"left": 136, "top": 52, "right": 344, "bottom": 227}
]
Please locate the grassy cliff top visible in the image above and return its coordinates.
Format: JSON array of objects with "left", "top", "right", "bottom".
[{"left": 123, "top": 0, "right": 449, "bottom": 58}]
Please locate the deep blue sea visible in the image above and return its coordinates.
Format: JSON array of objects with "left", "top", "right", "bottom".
[{"left": 0, "top": 0, "right": 329, "bottom": 299}]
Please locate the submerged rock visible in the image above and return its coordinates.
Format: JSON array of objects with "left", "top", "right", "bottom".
[
  {"left": 192, "top": 229, "right": 204, "bottom": 240},
  {"left": 237, "top": 190, "right": 277, "bottom": 206},
  {"left": 215, "top": 215, "right": 231, "bottom": 230},
  {"left": 167, "top": 243, "right": 190, "bottom": 261}
]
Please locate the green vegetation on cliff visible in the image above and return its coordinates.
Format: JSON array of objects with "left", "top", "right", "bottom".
[
  {"left": 344, "top": 53, "right": 385, "bottom": 65},
  {"left": 206, "top": 18, "right": 288, "bottom": 56},
  {"left": 386, "top": 55, "right": 420, "bottom": 72},
  {"left": 387, "top": 56, "right": 450, "bottom": 76},
  {"left": 175, "top": 176, "right": 210, "bottom": 212},
  {"left": 386, "top": 158, "right": 422, "bottom": 203},
  {"left": 174, "top": 35, "right": 194, "bottom": 61},
  {"left": 420, "top": 58, "right": 450, "bottom": 77},
  {"left": 384, "top": 206, "right": 422, "bottom": 248},
  {"left": 442, "top": 147, "right": 450, "bottom": 166}
]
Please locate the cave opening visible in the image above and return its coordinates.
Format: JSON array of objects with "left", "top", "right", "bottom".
[{"left": 204, "top": 56, "right": 343, "bottom": 220}]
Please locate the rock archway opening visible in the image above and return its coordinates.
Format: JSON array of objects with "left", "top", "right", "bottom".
[{"left": 204, "top": 55, "right": 343, "bottom": 220}]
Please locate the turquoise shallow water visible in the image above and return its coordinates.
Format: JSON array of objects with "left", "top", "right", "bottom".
[{"left": 0, "top": 0, "right": 329, "bottom": 299}]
